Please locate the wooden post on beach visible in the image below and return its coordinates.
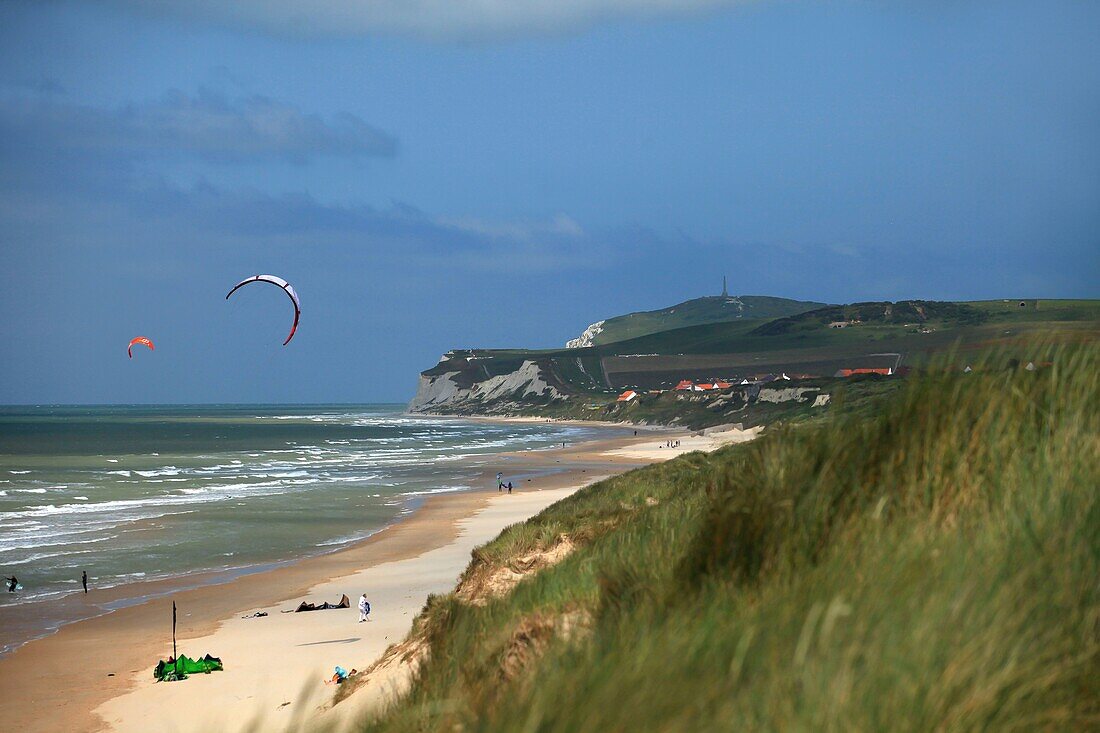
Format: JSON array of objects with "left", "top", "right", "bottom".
[{"left": 172, "top": 601, "right": 177, "bottom": 659}]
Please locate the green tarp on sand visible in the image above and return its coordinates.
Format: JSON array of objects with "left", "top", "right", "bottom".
[{"left": 154, "top": 654, "right": 224, "bottom": 682}]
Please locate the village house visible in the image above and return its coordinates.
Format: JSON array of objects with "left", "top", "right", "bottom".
[
  {"left": 617, "top": 390, "right": 639, "bottom": 402},
  {"left": 834, "top": 367, "right": 894, "bottom": 378}
]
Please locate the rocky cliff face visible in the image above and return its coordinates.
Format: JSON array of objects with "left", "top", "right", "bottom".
[
  {"left": 566, "top": 320, "right": 605, "bottom": 349},
  {"left": 408, "top": 359, "right": 565, "bottom": 414}
]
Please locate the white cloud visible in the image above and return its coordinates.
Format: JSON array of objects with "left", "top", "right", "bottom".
[
  {"left": 113, "top": 0, "right": 741, "bottom": 40},
  {"left": 438, "top": 212, "right": 584, "bottom": 241},
  {"left": 0, "top": 89, "right": 396, "bottom": 164}
]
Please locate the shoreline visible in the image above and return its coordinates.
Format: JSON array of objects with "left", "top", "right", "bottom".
[
  {"left": 407, "top": 411, "right": 680, "bottom": 430},
  {"left": 0, "top": 427, "right": 670, "bottom": 732},
  {"left": 0, "top": 418, "right": 634, "bottom": 659}
]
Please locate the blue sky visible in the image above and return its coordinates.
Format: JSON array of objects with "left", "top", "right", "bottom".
[{"left": 1, "top": 0, "right": 1097, "bottom": 403}]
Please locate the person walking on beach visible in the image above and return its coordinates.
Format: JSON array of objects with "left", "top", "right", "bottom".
[
  {"left": 5, "top": 576, "right": 17, "bottom": 592},
  {"left": 81, "top": 570, "right": 88, "bottom": 594},
  {"left": 506, "top": 481, "right": 513, "bottom": 494},
  {"left": 358, "top": 593, "right": 371, "bottom": 623}
]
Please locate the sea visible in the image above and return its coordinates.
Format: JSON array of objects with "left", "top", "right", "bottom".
[{"left": 0, "top": 405, "right": 613, "bottom": 650}]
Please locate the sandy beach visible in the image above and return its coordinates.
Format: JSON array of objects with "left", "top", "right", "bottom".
[
  {"left": 604, "top": 424, "right": 763, "bottom": 461},
  {"left": 0, "top": 426, "right": 705, "bottom": 733}
]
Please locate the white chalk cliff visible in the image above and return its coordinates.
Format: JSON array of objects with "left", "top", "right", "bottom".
[
  {"left": 408, "top": 360, "right": 564, "bottom": 413},
  {"left": 566, "top": 320, "right": 605, "bottom": 349}
]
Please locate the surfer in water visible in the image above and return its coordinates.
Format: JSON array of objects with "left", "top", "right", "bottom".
[{"left": 5, "top": 576, "right": 17, "bottom": 592}]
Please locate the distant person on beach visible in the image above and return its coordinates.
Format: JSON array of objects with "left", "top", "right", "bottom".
[
  {"left": 6, "top": 576, "right": 17, "bottom": 592},
  {"left": 325, "top": 666, "right": 357, "bottom": 684},
  {"left": 81, "top": 570, "right": 88, "bottom": 594},
  {"left": 506, "top": 481, "right": 512, "bottom": 494},
  {"left": 358, "top": 594, "right": 371, "bottom": 623}
]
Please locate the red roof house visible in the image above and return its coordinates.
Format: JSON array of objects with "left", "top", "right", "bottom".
[{"left": 834, "top": 367, "right": 894, "bottom": 378}]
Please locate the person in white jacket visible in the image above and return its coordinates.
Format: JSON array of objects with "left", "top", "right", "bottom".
[{"left": 358, "top": 593, "right": 371, "bottom": 623}]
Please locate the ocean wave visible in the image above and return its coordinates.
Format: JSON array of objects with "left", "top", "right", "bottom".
[
  {"left": 0, "top": 532, "right": 118, "bottom": 554},
  {"left": 0, "top": 477, "right": 317, "bottom": 520},
  {"left": 398, "top": 485, "right": 467, "bottom": 498},
  {"left": 5, "top": 548, "right": 96, "bottom": 566},
  {"left": 134, "top": 467, "right": 180, "bottom": 478},
  {"left": 313, "top": 530, "right": 375, "bottom": 547}
]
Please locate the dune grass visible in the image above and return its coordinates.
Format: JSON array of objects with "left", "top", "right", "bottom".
[{"left": 351, "top": 341, "right": 1098, "bottom": 732}]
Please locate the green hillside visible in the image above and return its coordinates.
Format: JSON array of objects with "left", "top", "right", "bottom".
[
  {"left": 567, "top": 295, "right": 827, "bottom": 347},
  {"left": 420, "top": 300, "right": 1100, "bottom": 409},
  {"left": 362, "top": 340, "right": 1099, "bottom": 731}
]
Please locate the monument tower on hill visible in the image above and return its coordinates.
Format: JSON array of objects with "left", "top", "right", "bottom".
[{"left": 722, "top": 275, "right": 728, "bottom": 298}]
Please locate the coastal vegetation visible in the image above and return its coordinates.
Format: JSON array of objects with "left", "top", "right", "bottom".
[{"left": 349, "top": 340, "right": 1098, "bottom": 731}]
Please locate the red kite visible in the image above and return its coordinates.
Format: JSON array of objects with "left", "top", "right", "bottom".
[{"left": 128, "top": 337, "right": 154, "bottom": 359}]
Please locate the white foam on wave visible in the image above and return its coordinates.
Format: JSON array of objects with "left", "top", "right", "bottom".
[
  {"left": 9, "top": 470, "right": 32, "bottom": 475},
  {"left": 134, "top": 467, "right": 180, "bottom": 478},
  {"left": 1, "top": 476, "right": 318, "bottom": 521},
  {"left": 398, "top": 485, "right": 467, "bottom": 498},
  {"left": 0, "top": 532, "right": 117, "bottom": 554},
  {"left": 6, "top": 548, "right": 96, "bottom": 566}
]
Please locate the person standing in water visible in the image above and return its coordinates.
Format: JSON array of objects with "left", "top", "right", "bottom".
[
  {"left": 81, "top": 570, "right": 88, "bottom": 594},
  {"left": 5, "top": 576, "right": 17, "bottom": 592},
  {"left": 358, "top": 593, "right": 371, "bottom": 623}
]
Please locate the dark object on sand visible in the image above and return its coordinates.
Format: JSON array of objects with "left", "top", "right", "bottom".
[
  {"left": 292, "top": 594, "right": 350, "bottom": 613},
  {"left": 242, "top": 611, "right": 269, "bottom": 619},
  {"left": 154, "top": 653, "right": 224, "bottom": 682}
]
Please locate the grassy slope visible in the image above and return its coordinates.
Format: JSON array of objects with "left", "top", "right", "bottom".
[
  {"left": 361, "top": 341, "right": 1098, "bottom": 732},
  {"left": 579, "top": 295, "right": 828, "bottom": 346}
]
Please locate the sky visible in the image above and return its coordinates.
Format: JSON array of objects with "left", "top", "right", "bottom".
[{"left": 0, "top": 0, "right": 1097, "bottom": 404}]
